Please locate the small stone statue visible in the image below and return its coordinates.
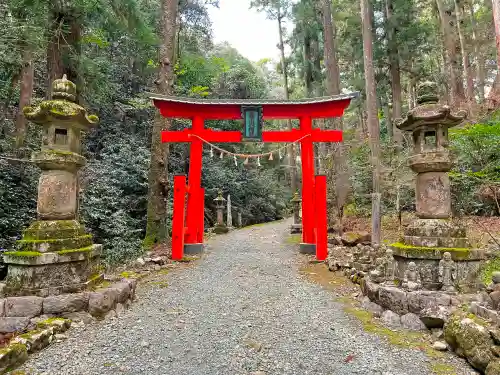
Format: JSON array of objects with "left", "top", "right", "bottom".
[
  {"left": 359, "top": 245, "right": 372, "bottom": 263},
  {"left": 353, "top": 243, "right": 363, "bottom": 262},
  {"left": 439, "top": 252, "right": 457, "bottom": 292},
  {"left": 382, "top": 249, "right": 396, "bottom": 285},
  {"left": 369, "top": 258, "right": 386, "bottom": 284},
  {"left": 402, "top": 262, "right": 422, "bottom": 291},
  {"left": 487, "top": 271, "right": 500, "bottom": 293}
]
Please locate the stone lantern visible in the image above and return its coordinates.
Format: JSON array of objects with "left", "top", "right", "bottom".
[
  {"left": 213, "top": 190, "right": 228, "bottom": 234},
  {"left": 290, "top": 191, "right": 302, "bottom": 234},
  {"left": 392, "top": 82, "right": 485, "bottom": 291},
  {"left": 2, "top": 75, "right": 102, "bottom": 296}
]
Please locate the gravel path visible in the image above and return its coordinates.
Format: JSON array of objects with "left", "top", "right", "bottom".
[{"left": 20, "top": 219, "right": 474, "bottom": 375}]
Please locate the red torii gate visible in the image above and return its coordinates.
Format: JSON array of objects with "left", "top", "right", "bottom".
[{"left": 151, "top": 94, "right": 358, "bottom": 261}]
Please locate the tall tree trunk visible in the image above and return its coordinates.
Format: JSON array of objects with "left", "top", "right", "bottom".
[
  {"left": 144, "top": 0, "right": 179, "bottom": 247},
  {"left": 15, "top": 47, "right": 34, "bottom": 150},
  {"left": 436, "top": 0, "right": 465, "bottom": 105},
  {"left": 277, "top": 12, "right": 298, "bottom": 194},
  {"left": 0, "top": 71, "right": 20, "bottom": 132},
  {"left": 385, "top": 0, "right": 403, "bottom": 144},
  {"left": 322, "top": 0, "right": 349, "bottom": 233},
  {"left": 469, "top": 1, "right": 485, "bottom": 102},
  {"left": 454, "top": 0, "right": 475, "bottom": 102},
  {"left": 361, "top": 0, "right": 382, "bottom": 245},
  {"left": 303, "top": 31, "right": 314, "bottom": 97},
  {"left": 488, "top": 0, "right": 500, "bottom": 106},
  {"left": 46, "top": 4, "right": 82, "bottom": 99}
]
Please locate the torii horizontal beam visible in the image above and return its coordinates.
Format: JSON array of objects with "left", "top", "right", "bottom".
[{"left": 161, "top": 128, "right": 343, "bottom": 143}]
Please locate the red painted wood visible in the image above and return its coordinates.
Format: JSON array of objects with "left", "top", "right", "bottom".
[
  {"left": 185, "top": 116, "right": 204, "bottom": 244},
  {"left": 300, "top": 117, "right": 316, "bottom": 245},
  {"left": 198, "top": 188, "right": 205, "bottom": 243},
  {"left": 262, "top": 129, "right": 342, "bottom": 143},
  {"left": 161, "top": 129, "right": 242, "bottom": 143},
  {"left": 154, "top": 98, "right": 352, "bottom": 120},
  {"left": 172, "top": 175, "right": 187, "bottom": 260},
  {"left": 162, "top": 128, "right": 342, "bottom": 144},
  {"left": 315, "top": 175, "right": 328, "bottom": 261}
]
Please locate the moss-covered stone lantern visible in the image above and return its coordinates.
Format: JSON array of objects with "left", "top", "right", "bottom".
[
  {"left": 213, "top": 190, "right": 228, "bottom": 234},
  {"left": 290, "top": 191, "right": 302, "bottom": 234},
  {"left": 2, "top": 75, "right": 102, "bottom": 296},
  {"left": 391, "top": 82, "right": 485, "bottom": 291}
]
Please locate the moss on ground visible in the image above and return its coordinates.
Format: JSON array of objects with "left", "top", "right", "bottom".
[
  {"left": 120, "top": 271, "right": 141, "bottom": 279},
  {"left": 430, "top": 362, "right": 457, "bottom": 375},
  {"left": 149, "top": 281, "right": 168, "bottom": 288},
  {"left": 286, "top": 234, "right": 302, "bottom": 245},
  {"left": 35, "top": 317, "right": 69, "bottom": 329}
]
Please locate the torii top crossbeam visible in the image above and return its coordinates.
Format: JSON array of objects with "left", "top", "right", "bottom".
[{"left": 151, "top": 93, "right": 358, "bottom": 120}]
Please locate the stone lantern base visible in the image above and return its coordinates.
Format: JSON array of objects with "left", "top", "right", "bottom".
[
  {"left": 290, "top": 223, "right": 302, "bottom": 234},
  {"left": 213, "top": 224, "right": 229, "bottom": 234},
  {"left": 391, "top": 219, "right": 485, "bottom": 292},
  {"left": 3, "top": 220, "right": 102, "bottom": 297}
]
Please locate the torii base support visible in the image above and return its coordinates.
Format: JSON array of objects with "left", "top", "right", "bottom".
[
  {"left": 299, "top": 243, "right": 316, "bottom": 255},
  {"left": 299, "top": 175, "right": 328, "bottom": 261},
  {"left": 184, "top": 244, "right": 204, "bottom": 255}
]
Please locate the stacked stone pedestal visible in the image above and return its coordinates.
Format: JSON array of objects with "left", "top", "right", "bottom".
[
  {"left": 392, "top": 218, "right": 484, "bottom": 291},
  {"left": 4, "top": 220, "right": 102, "bottom": 296}
]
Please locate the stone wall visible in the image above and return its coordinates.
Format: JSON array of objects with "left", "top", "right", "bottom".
[
  {"left": 0, "top": 278, "right": 137, "bottom": 334},
  {"left": 361, "top": 279, "right": 458, "bottom": 320}
]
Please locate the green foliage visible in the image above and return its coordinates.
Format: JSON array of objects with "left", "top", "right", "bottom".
[
  {"left": 80, "top": 137, "right": 150, "bottom": 264},
  {"left": 0, "top": 161, "right": 38, "bottom": 250},
  {"left": 450, "top": 123, "right": 500, "bottom": 216}
]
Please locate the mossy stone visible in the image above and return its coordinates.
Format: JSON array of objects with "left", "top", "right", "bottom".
[
  {"left": 22, "top": 220, "right": 87, "bottom": 240},
  {"left": 444, "top": 313, "right": 494, "bottom": 372},
  {"left": 17, "top": 235, "right": 92, "bottom": 253},
  {"left": 391, "top": 242, "right": 476, "bottom": 261}
]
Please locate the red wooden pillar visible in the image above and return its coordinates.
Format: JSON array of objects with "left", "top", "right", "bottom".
[
  {"left": 300, "top": 116, "right": 316, "bottom": 250},
  {"left": 198, "top": 188, "right": 205, "bottom": 243},
  {"left": 185, "top": 115, "right": 204, "bottom": 244},
  {"left": 172, "top": 175, "right": 187, "bottom": 260},
  {"left": 315, "top": 175, "right": 328, "bottom": 261}
]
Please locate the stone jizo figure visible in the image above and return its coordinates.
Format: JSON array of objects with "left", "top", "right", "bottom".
[
  {"left": 402, "top": 262, "right": 422, "bottom": 291},
  {"left": 383, "top": 249, "right": 396, "bottom": 285},
  {"left": 486, "top": 271, "right": 500, "bottom": 310},
  {"left": 488, "top": 271, "right": 500, "bottom": 292},
  {"left": 369, "top": 258, "right": 386, "bottom": 284},
  {"left": 439, "top": 252, "right": 457, "bottom": 292}
]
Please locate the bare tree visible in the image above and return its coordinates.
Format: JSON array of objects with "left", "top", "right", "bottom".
[
  {"left": 144, "top": 0, "right": 179, "bottom": 247},
  {"left": 361, "top": 0, "right": 382, "bottom": 244},
  {"left": 321, "top": 0, "right": 350, "bottom": 232}
]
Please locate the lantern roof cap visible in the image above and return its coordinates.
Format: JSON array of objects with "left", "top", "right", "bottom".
[
  {"left": 396, "top": 81, "right": 467, "bottom": 132},
  {"left": 213, "top": 190, "right": 226, "bottom": 203},
  {"left": 23, "top": 76, "right": 99, "bottom": 128},
  {"left": 291, "top": 191, "right": 301, "bottom": 203}
]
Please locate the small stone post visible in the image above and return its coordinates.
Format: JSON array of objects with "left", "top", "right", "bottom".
[
  {"left": 213, "top": 190, "right": 228, "bottom": 234},
  {"left": 290, "top": 191, "right": 303, "bottom": 234},
  {"left": 237, "top": 210, "right": 243, "bottom": 228},
  {"left": 3, "top": 75, "right": 103, "bottom": 296},
  {"left": 226, "top": 194, "right": 233, "bottom": 228}
]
